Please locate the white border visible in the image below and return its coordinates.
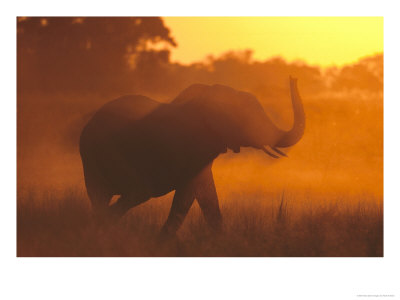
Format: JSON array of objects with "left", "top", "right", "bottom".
[{"left": 2, "top": 1, "right": 399, "bottom": 299}]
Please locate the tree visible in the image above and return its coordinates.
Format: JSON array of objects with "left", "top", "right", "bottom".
[{"left": 17, "top": 17, "right": 176, "bottom": 92}]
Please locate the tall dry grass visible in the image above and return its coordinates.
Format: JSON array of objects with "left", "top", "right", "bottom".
[{"left": 17, "top": 189, "right": 383, "bottom": 257}]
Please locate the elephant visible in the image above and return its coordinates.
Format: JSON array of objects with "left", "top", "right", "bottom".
[{"left": 79, "top": 77, "right": 305, "bottom": 238}]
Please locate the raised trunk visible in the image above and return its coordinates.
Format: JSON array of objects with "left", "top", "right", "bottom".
[{"left": 274, "top": 77, "right": 306, "bottom": 148}]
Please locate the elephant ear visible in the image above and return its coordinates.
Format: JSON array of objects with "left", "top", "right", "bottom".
[
  {"left": 206, "top": 116, "right": 241, "bottom": 152},
  {"left": 172, "top": 83, "right": 243, "bottom": 152},
  {"left": 197, "top": 86, "right": 244, "bottom": 152}
]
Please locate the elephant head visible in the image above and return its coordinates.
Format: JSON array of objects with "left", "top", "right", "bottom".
[{"left": 173, "top": 76, "right": 305, "bottom": 157}]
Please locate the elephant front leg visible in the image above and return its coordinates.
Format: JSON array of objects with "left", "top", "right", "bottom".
[
  {"left": 158, "top": 163, "right": 222, "bottom": 240},
  {"left": 194, "top": 163, "right": 223, "bottom": 233},
  {"left": 159, "top": 182, "right": 196, "bottom": 239}
]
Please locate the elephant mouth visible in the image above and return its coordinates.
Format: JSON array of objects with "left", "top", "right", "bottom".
[{"left": 231, "top": 145, "right": 240, "bottom": 153}]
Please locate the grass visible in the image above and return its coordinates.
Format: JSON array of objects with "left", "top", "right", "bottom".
[{"left": 17, "top": 189, "right": 383, "bottom": 257}]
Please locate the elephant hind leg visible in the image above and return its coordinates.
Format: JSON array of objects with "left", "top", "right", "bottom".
[
  {"left": 82, "top": 164, "right": 113, "bottom": 220},
  {"left": 108, "top": 192, "right": 150, "bottom": 219},
  {"left": 86, "top": 185, "right": 113, "bottom": 225}
]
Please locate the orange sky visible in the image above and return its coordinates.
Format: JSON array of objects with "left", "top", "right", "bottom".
[{"left": 163, "top": 17, "right": 383, "bottom": 67}]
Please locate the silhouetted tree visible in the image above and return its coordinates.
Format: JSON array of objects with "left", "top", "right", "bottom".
[{"left": 17, "top": 17, "right": 176, "bottom": 92}]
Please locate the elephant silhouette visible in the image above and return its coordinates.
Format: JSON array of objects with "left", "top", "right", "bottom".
[{"left": 79, "top": 77, "right": 305, "bottom": 238}]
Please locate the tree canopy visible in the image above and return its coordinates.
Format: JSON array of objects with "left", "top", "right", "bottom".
[{"left": 17, "top": 17, "right": 176, "bottom": 92}]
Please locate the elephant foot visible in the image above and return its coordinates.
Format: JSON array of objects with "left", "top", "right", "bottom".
[
  {"left": 155, "top": 231, "right": 185, "bottom": 255},
  {"left": 91, "top": 208, "right": 121, "bottom": 231}
]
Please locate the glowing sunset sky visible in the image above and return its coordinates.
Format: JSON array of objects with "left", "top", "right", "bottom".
[{"left": 163, "top": 17, "right": 383, "bottom": 67}]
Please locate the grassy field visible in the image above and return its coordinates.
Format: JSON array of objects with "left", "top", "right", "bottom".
[
  {"left": 16, "top": 79, "right": 383, "bottom": 257},
  {"left": 17, "top": 188, "right": 383, "bottom": 257}
]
